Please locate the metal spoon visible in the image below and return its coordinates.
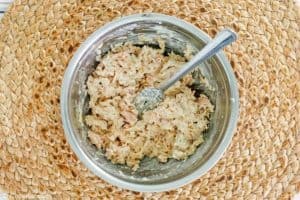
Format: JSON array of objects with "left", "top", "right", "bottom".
[{"left": 134, "top": 29, "right": 237, "bottom": 116}]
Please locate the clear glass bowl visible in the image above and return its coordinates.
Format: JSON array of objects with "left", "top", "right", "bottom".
[{"left": 61, "top": 13, "right": 239, "bottom": 192}]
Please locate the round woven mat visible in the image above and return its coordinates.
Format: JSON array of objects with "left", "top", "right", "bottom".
[{"left": 0, "top": 0, "right": 299, "bottom": 199}]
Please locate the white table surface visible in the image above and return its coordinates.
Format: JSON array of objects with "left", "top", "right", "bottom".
[{"left": 0, "top": 0, "right": 13, "bottom": 19}]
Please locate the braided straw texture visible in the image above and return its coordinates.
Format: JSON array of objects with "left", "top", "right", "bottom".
[{"left": 0, "top": 0, "right": 299, "bottom": 199}]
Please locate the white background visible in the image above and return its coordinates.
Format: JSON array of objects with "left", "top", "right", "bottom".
[{"left": 0, "top": 0, "right": 13, "bottom": 18}]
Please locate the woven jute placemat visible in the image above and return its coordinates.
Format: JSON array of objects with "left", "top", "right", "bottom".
[{"left": 0, "top": 0, "right": 299, "bottom": 199}]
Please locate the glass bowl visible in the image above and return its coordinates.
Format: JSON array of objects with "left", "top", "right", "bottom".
[{"left": 61, "top": 13, "right": 239, "bottom": 192}]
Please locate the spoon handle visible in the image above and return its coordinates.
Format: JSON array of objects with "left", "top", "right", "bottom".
[{"left": 158, "top": 29, "right": 237, "bottom": 92}]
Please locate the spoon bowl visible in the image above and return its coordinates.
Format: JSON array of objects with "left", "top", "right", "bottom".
[{"left": 134, "top": 29, "right": 237, "bottom": 115}]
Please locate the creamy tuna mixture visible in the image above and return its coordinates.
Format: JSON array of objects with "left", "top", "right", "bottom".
[{"left": 85, "top": 43, "right": 214, "bottom": 170}]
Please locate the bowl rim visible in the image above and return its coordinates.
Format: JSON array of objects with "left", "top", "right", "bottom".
[{"left": 61, "top": 13, "right": 239, "bottom": 192}]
